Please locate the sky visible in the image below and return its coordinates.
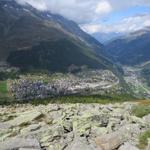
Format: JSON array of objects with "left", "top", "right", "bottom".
[{"left": 16, "top": 0, "right": 150, "bottom": 34}]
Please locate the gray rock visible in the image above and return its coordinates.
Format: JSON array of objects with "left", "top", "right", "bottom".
[
  {"left": 119, "top": 142, "right": 139, "bottom": 150},
  {"left": 40, "top": 125, "right": 64, "bottom": 146},
  {"left": 62, "top": 119, "right": 73, "bottom": 132},
  {"left": 48, "top": 142, "right": 68, "bottom": 150},
  {"left": 21, "top": 124, "right": 41, "bottom": 134},
  {"left": 143, "top": 114, "right": 150, "bottom": 126},
  {"left": 111, "top": 108, "right": 124, "bottom": 119},
  {"left": 0, "top": 123, "right": 18, "bottom": 142},
  {"left": 91, "top": 126, "right": 108, "bottom": 137},
  {"left": 73, "top": 115, "right": 91, "bottom": 136},
  {"left": 0, "top": 123, "right": 12, "bottom": 129},
  {"left": 19, "top": 149, "right": 41, "bottom": 150},
  {"left": 0, "top": 137, "right": 41, "bottom": 150},
  {"left": 67, "top": 137, "right": 96, "bottom": 150},
  {"left": 130, "top": 116, "right": 146, "bottom": 127},
  {"left": 146, "top": 139, "right": 150, "bottom": 150}
]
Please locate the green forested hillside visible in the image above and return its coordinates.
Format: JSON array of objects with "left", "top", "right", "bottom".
[{"left": 7, "top": 39, "right": 113, "bottom": 72}]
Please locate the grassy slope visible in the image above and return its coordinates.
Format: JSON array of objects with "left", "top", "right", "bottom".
[
  {"left": 0, "top": 94, "right": 135, "bottom": 106},
  {"left": 138, "top": 130, "right": 150, "bottom": 149},
  {"left": 0, "top": 81, "right": 10, "bottom": 103},
  {"left": 132, "top": 101, "right": 150, "bottom": 149},
  {"left": 132, "top": 105, "right": 150, "bottom": 118},
  {"left": 0, "top": 81, "right": 7, "bottom": 94}
]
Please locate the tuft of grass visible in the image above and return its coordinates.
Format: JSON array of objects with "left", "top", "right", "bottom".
[
  {"left": 137, "top": 99, "right": 150, "bottom": 106},
  {"left": 0, "top": 81, "right": 8, "bottom": 94},
  {"left": 138, "top": 130, "right": 150, "bottom": 149},
  {"left": 132, "top": 105, "right": 150, "bottom": 118},
  {"left": 0, "top": 81, "right": 14, "bottom": 105}
]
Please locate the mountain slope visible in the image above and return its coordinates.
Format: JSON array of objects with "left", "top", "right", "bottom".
[
  {"left": 0, "top": 0, "right": 114, "bottom": 72},
  {"left": 7, "top": 39, "right": 107, "bottom": 72},
  {"left": 105, "top": 27, "right": 150, "bottom": 65},
  {"left": 46, "top": 14, "right": 106, "bottom": 56}
]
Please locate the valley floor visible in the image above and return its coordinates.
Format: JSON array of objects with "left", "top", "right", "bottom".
[{"left": 0, "top": 102, "right": 150, "bottom": 150}]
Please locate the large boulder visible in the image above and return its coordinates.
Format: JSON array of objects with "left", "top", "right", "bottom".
[
  {"left": 72, "top": 113, "right": 109, "bottom": 136},
  {"left": 73, "top": 115, "right": 92, "bottom": 136},
  {"left": 0, "top": 137, "right": 41, "bottom": 150},
  {"left": 40, "top": 125, "right": 64, "bottom": 148},
  {"left": 95, "top": 124, "right": 140, "bottom": 150}
]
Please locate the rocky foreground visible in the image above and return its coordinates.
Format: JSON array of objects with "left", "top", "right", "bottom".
[{"left": 0, "top": 102, "right": 150, "bottom": 150}]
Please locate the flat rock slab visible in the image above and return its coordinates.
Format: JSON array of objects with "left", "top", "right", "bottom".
[
  {"left": 19, "top": 148, "right": 41, "bottom": 150},
  {"left": 0, "top": 137, "right": 41, "bottom": 150},
  {"left": 0, "top": 123, "right": 12, "bottom": 129},
  {"left": 21, "top": 124, "right": 41, "bottom": 134},
  {"left": 8, "top": 110, "right": 42, "bottom": 126}
]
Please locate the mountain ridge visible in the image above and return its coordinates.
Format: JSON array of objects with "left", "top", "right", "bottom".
[
  {"left": 0, "top": 0, "right": 114, "bottom": 73},
  {"left": 105, "top": 27, "right": 150, "bottom": 65}
]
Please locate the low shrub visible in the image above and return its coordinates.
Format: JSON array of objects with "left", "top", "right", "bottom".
[
  {"left": 138, "top": 130, "right": 150, "bottom": 149},
  {"left": 132, "top": 105, "right": 150, "bottom": 118}
]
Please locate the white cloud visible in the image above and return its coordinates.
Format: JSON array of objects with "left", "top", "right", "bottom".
[
  {"left": 16, "top": 0, "right": 150, "bottom": 23},
  {"left": 16, "top": 0, "right": 47, "bottom": 10},
  {"left": 95, "top": 1, "right": 112, "bottom": 14},
  {"left": 16, "top": 0, "right": 112, "bottom": 23},
  {"left": 16, "top": 0, "right": 150, "bottom": 33},
  {"left": 81, "top": 14, "right": 150, "bottom": 34},
  {"left": 108, "top": 0, "right": 150, "bottom": 11},
  {"left": 81, "top": 24, "right": 102, "bottom": 34}
]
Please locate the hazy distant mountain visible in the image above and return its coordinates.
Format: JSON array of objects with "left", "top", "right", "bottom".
[
  {"left": 92, "top": 32, "right": 123, "bottom": 44},
  {"left": 105, "top": 27, "right": 150, "bottom": 65},
  {"left": 0, "top": 0, "right": 114, "bottom": 72}
]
